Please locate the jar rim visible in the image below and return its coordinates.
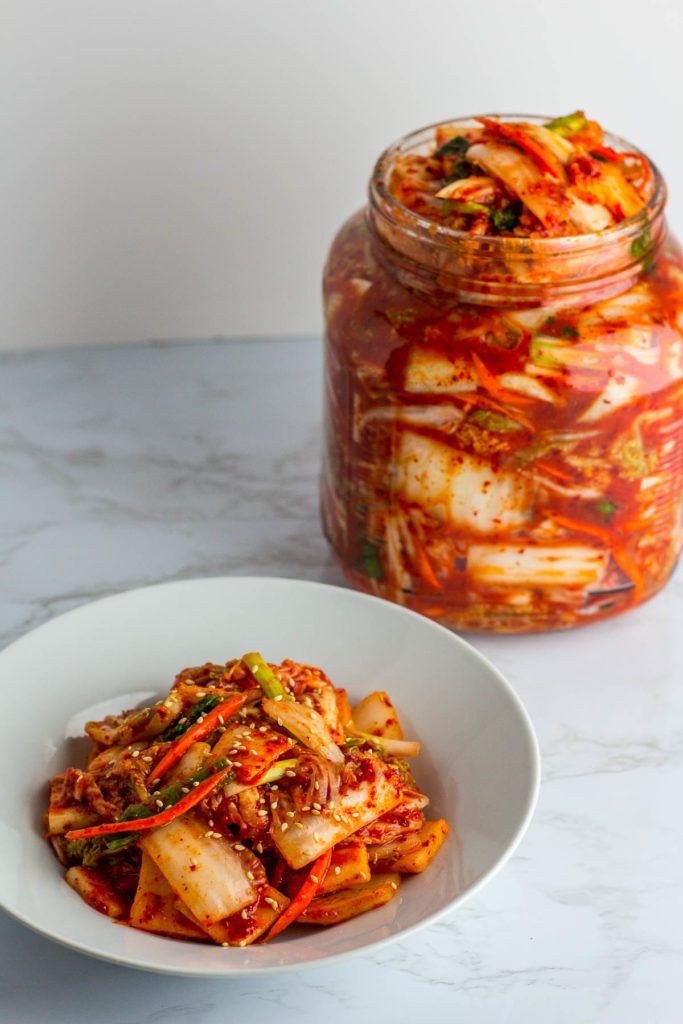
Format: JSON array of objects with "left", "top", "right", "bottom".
[{"left": 369, "top": 113, "right": 667, "bottom": 258}]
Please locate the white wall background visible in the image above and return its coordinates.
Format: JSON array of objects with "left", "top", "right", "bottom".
[{"left": 2, "top": 0, "right": 683, "bottom": 350}]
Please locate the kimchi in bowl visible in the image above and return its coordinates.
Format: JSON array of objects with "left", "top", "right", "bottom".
[{"left": 0, "top": 577, "right": 539, "bottom": 976}]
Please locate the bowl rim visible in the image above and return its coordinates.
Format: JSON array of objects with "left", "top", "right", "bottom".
[{"left": 0, "top": 576, "right": 541, "bottom": 977}]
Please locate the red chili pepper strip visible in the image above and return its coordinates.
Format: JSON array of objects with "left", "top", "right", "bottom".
[
  {"left": 591, "top": 144, "right": 620, "bottom": 162},
  {"left": 262, "top": 850, "right": 332, "bottom": 942},
  {"left": 150, "top": 692, "right": 247, "bottom": 784},
  {"left": 477, "top": 117, "right": 563, "bottom": 180},
  {"left": 65, "top": 766, "right": 233, "bottom": 840}
]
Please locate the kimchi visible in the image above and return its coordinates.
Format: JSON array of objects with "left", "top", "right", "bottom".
[
  {"left": 46, "top": 655, "right": 447, "bottom": 943},
  {"left": 321, "top": 113, "right": 683, "bottom": 632}
]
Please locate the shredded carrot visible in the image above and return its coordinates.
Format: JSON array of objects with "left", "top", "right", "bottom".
[
  {"left": 549, "top": 512, "right": 646, "bottom": 598},
  {"left": 534, "top": 461, "right": 575, "bottom": 483},
  {"left": 471, "top": 353, "right": 536, "bottom": 409},
  {"left": 65, "top": 766, "right": 233, "bottom": 840},
  {"left": 411, "top": 532, "right": 442, "bottom": 590},
  {"left": 151, "top": 692, "right": 247, "bottom": 784},
  {"left": 262, "top": 849, "right": 332, "bottom": 941},
  {"left": 612, "top": 547, "right": 646, "bottom": 600},
  {"left": 477, "top": 117, "right": 563, "bottom": 179},
  {"left": 549, "top": 513, "right": 612, "bottom": 544},
  {"left": 458, "top": 386, "right": 536, "bottom": 432}
]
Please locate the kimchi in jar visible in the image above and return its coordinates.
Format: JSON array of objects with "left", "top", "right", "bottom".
[{"left": 321, "top": 113, "right": 683, "bottom": 632}]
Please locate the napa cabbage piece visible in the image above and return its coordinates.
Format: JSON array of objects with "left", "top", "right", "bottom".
[
  {"left": 262, "top": 697, "right": 344, "bottom": 765},
  {"left": 467, "top": 543, "right": 609, "bottom": 588},
  {"left": 165, "top": 741, "right": 211, "bottom": 785},
  {"left": 212, "top": 718, "right": 297, "bottom": 782},
  {"left": 497, "top": 372, "right": 558, "bottom": 403},
  {"left": 65, "top": 866, "right": 129, "bottom": 919},
  {"left": 352, "top": 691, "right": 403, "bottom": 739},
  {"left": 395, "top": 431, "right": 531, "bottom": 533},
  {"left": 403, "top": 348, "right": 477, "bottom": 394},
  {"left": 139, "top": 812, "right": 256, "bottom": 926},
  {"left": 86, "top": 691, "right": 184, "bottom": 746},
  {"left": 298, "top": 873, "right": 401, "bottom": 925},
  {"left": 368, "top": 819, "right": 450, "bottom": 874},
  {"left": 130, "top": 852, "right": 207, "bottom": 939},
  {"left": 272, "top": 753, "right": 403, "bottom": 869},
  {"left": 579, "top": 374, "right": 641, "bottom": 422},
  {"left": 178, "top": 885, "right": 289, "bottom": 946}
]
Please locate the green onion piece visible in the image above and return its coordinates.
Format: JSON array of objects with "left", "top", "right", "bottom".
[
  {"left": 449, "top": 200, "right": 490, "bottom": 216},
  {"left": 160, "top": 694, "right": 221, "bottom": 742},
  {"left": 594, "top": 497, "right": 618, "bottom": 520},
  {"left": 360, "top": 540, "right": 383, "bottom": 580},
  {"left": 256, "top": 758, "right": 298, "bottom": 785},
  {"left": 545, "top": 110, "right": 587, "bottom": 137},
  {"left": 242, "top": 652, "right": 289, "bottom": 700},
  {"left": 435, "top": 134, "right": 470, "bottom": 159}
]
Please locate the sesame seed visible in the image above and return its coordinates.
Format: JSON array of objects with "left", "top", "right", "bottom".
[
  {"left": 314, "top": 781, "right": 320, "bottom": 791},
  {"left": 246, "top": 870, "right": 255, "bottom": 880},
  {"left": 311, "top": 875, "right": 319, "bottom": 884},
  {"left": 257, "top": 809, "right": 268, "bottom": 817},
  {"left": 141, "top": 756, "right": 153, "bottom": 763},
  {"left": 270, "top": 801, "right": 278, "bottom": 809},
  {"left": 264, "top": 897, "right": 278, "bottom": 909},
  {"left": 258, "top": 726, "right": 267, "bottom": 733},
  {"left": 274, "top": 695, "right": 283, "bottom": 702},
  {"left": 295, "top": 821, "right": 304, "bottom": 829},
  {"left": 334, "top": 866, "right": 341, "bottom": 875},
  {"left": 131, "top": 750, "right": 140, "bottom": 758},
  {"left": 277, "top": 718, "right": 283, "bottom": 727},
  {"left": 193, "top": 781, "right": 200, "bottom": 787},
  {"left": 328, "top": 800, "right": 335, "bottom": 808},
  {"left": 232, "top": 761, "right": 242, "bottom": 768},
  {"left": 255, "top": 842, "right": 263, "bottom": 853},
  {"left": 390, "top": 882, "right": 398, "bottom": 890},
  {"left": 285, "top": 770, "right": 296, "bottom": 778},
  {"left": 311, "top": 808, "right": 321, "bottom": 816},
  {"left": 313, "top": 831, "right": 321, "bottom": 841},
  {"left": 280, "top": 822, "right": 289, "bottom": 832},
  {"left": 234, "top": 843, "right": 245, "bottom": 851},
  {"left": 155, "top": 799, "right": 164, "bottom": 808},
  {"left": 221, "top": 941, "right": 229, "bottom": 947},
  {"left": 181, "top": 786, "right": 190, "bottom": 794},
  {"left": 241, "top": 908, "right": 249, "bottom": 919},
  {"left": 313, "top": 802, "right": 322, "bottom": 810}
]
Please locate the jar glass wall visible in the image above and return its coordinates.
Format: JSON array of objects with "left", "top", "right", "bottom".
[{"left": 321, "top": 116, "right": 683, "bottom": 633}]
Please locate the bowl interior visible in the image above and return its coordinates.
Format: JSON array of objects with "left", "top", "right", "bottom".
[{"left": 0, "top": 577, "right": 539, "bottom": 975}]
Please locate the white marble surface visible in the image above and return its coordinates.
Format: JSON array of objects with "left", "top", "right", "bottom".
[{"left": 1, "top": 338, "right": 682, "bottom": 1022}]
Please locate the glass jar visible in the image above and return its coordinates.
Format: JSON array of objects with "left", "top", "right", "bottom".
[{"left": 321, "top": 116, "right": 683, "bottom": 633}]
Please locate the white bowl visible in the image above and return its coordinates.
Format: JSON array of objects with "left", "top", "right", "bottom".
[{"left": 0, "top": 577, "right": 539, "bottom": 976}]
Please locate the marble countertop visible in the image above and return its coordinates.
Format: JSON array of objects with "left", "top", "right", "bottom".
[{"left": 2, "top": 338, "right": 682, "bottom": 1023}]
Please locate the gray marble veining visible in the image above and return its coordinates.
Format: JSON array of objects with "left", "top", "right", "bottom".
[{"left": 2, "top": 337, "right": 682, "bottom": 1023}]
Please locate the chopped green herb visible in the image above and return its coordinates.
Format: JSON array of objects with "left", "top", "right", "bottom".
[
  {"left": 361, "top": 540, "right": 384, "bottom": 579},
  {"left": 630, "top": 228, "right": 651, "bottom": 262},
  {"left": 441, "top": 160, "right": 474, "bottom": 184},
  {"left": 545, "top": 111, "right": 587, "bottom": 138},
  {"left": 560, "top": 325, "right": 579, "bottom": 339},
  {"left": 594, "top": 497, "right": 618, "bottom": 520},
  {"left": 435, "top": 134, "right": 470, "bottom": 159},
  {"left": 490, "top": 203, "right": 522, "bottom": 231},
  {"left": 470, "top": 409, "right": 523, "bottom": 433}
]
